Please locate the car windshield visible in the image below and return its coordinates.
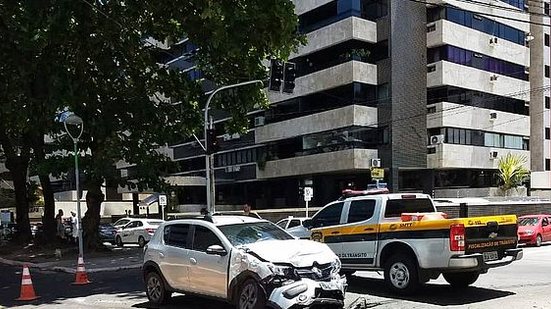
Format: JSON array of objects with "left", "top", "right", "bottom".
[
  {"left": 219, "top": 222, "right": 294, "bottom": 246},
  {"left": 519, "top": 217, "right": 539, "bottom": 226}
]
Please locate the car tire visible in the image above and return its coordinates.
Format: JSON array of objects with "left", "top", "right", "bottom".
[
  {"left": 115, "top": 236, "right": 123, "bottom": 247},
  {"left": 138, "top": 236, "right": 146, "bottom": 248},
  {"left": 145, "top": 271, "right": 171, "bottom": 305},
  {"left": 236, "top": 279, "right": 266, "bottom": 309},
  {"left": 443, "top": 271, "right": 479, "bottom": 288},
  {"left": 536, "top": 234, "right": 542, "bottom": 247},
  {"left": 384, "top": 254, "right": 419, "bottom": 295}
]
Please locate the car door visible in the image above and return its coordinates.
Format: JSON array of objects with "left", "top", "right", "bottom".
[
  {"left": 543, "top": 217, "right": 551, "bottom": 241},
  {"left": 310, "top": 202, "right": 346, "bottom": 257},
  {"left": 160, "top": 224, "right": 192, "bottom": 290},
  {"left": 339, "top": 199, "right": 378, "bottom": 268},
  {"left": 133, "top": 221, "right": 145, "bottom": 242},
  {"left": 121, "top": 221, "right": 138, "bottom": 242},
  {"left": 187, "top": 224, "right": 229, "bottom": 299}
]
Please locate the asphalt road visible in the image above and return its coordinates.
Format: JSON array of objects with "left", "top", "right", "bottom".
[{"left": 1, "top": 244, "right": 550, "bottom": 309}]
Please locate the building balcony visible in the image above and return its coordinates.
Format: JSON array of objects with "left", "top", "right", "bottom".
[
  {"left": 294, "top": 17, "right": 377, "bottom": 58},
  {"left": 257, "top": 148, "right": 378, "bottom": 179},
  {"left": 427, "top": 61, "right": 530, "bottom": 100},
  {"left": 427, "top": 20, "right": 529, "bottom": 67},
  {"left": 268, "top": 61, "right": 377, "bottom": 104},
  {"left": 256, "top": 105, "right": 377, "bottom": 143},
  {"left": 427, "top": 144, "right": 530, "bottom": 169},
  {"left": 427, "top": 102, "right": 530, "bottom": 136}
]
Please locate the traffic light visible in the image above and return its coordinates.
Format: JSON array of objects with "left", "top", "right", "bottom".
[
  {"left": 206, "top": 128, "right": 219, "bottom": 154},
  {"left": 282, "top": 62, "right": 296, "bottom": 94},
  {"left": 269, "top": 59, "right": 284, "bottom": 92}
]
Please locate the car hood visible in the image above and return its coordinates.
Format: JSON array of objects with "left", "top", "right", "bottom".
[{"left": 241, "top": 239, "right": 336, "bottom": 267}]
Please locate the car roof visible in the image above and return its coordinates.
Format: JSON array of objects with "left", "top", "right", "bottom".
[{"left": 167, "top": 215, "right": 264, "bottom": 227}]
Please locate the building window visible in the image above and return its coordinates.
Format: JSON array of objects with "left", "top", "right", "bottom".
[
  {"left": 545, "top": 2, "right": 550, "bottom": 16},
  {"left": 546, "top": 34, "right": 550, "bottom": 47},
  {"left": 442, "top": 127, "right": 527, "bottom": 150},
  {"left": 546, "top": 65, "right": 550, "bottom": 78},
  {"left": 546, "top": 128, "right": 550, "bottom": 140},
  {"left": 546, "top": 97, "right": 550, "bottom": 109},
  {"left": 546, "top": 159, "right": 551, "bottom": 171}
]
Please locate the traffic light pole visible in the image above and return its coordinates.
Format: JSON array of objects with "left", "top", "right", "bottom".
[{"left": 204, "top": 79, "right": 264, "bottom": 214}]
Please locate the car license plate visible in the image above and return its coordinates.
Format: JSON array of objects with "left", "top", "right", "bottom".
[{"left": 483, "top": 251, "right": 498, "bottom": 262}]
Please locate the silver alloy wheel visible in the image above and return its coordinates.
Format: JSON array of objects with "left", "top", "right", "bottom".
[
  {"left": 138, "top": 236, "right": 145, "bottom": 247},
  {"left": 239, "top": 282, "right": 258, "bottom": 309},
  {"left": 147, "top": 275, "right": 162, "bottom": 303},
  {"left": 536, "top": 235, "right": 542, "bottom": 247},
  {"left": 389, "top": 262, "right": 410, "bottom": 289}
]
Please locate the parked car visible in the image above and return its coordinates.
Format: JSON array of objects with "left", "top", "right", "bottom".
[
  {"left": 98, "top": 223, "right": 118, "bottom": 244},
  {"left": 115, "top": 219, "right": 164, "bottom": 247},
  {"left": 276, "top": 216, "right": 311, "bottom": 239},
  {"left": 518, "top": 215, "right": 551, "bottom": 247},
  {"left": 143, "top": 216, "right": 346, "bottom": 308}
]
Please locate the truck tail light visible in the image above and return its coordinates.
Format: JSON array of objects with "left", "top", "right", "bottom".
[{"left": 450, "top": 224, "right": 465, "bottom": 251}]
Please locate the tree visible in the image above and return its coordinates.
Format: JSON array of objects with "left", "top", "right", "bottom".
[
  {"left": 497, "top": 153, "right": 530, "bottom": 194},
  {"left": 2, "top": 0, "right": 303, "bottom": 248}
]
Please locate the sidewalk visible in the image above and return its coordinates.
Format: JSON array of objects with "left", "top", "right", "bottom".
[{"left": 0, "top": 244, "right": 142, "bottom": 274}]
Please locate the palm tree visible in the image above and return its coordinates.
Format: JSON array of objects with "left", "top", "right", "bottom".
[{"left": 497, "top": 153, "right": 530, "bottom": 194}]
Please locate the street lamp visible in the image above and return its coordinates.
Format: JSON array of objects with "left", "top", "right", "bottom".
[{"left": 57, "top": 111, "right": 84, "bottom": 259}]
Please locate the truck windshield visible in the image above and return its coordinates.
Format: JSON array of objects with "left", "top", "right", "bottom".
[
  {"left": 385, "top": 198, "right": 434, "bottom": 217},
  {"left": 219, "top": 222, "right": 294, "bottom": 246}
]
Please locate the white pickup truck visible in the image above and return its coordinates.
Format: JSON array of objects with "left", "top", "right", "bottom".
[{"left": 303, "top": 190, "right": 523, "bottom": 294}]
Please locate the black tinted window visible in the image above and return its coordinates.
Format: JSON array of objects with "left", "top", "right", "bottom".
[
  {"left": 137, "top": 221, "right": 143, "bottom": 227},
  {"left": 193, "top": 225, "right": 223, "bottom": 252},
  {"left": 288, "top": 220, "right": 301, "bottom": 228},
  {"left": 384, "top": 198, "right": 434, "bottom": 217},
  {"left": 164, "top": 224, "right": 190, "bottom": 248},
  {"left": 312, "top": 202, "right": 344, "bottom": 228},
  {"left": 126, "top": 221, "right": 139, "bottom": 228},
  {"left": 348, "top": 200, "right": 376, "bottom": 223}
]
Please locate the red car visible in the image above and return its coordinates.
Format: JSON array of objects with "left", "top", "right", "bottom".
[{"left": 517, "top": 215, "right": 551, "bottom": 247}]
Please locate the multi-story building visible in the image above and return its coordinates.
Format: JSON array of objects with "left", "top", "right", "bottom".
[{"left": 126, "top": 0, "right": 551, "bottom": 211}]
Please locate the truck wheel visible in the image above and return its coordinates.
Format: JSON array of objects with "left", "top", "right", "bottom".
[
  {"left": 443, "top": 271, "right": 479, "bottom": 288},
  {"left": 384, "top": 254, "right": 419, "bottom": 295}
]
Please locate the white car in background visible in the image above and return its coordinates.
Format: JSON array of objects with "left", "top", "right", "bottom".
[
  {"left": 115, "top": 218, "right": 164, "bottom": 248},
  {"left": 276, "top": 217, "right": 311, "bottom": 239}
]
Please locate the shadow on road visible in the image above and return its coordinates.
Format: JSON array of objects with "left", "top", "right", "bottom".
[
  {"left": 347, "top": 276, "right": 515, "bottom": 306},
  {"left": 132, "top": 295, "right": 232, "bottom": 309}
]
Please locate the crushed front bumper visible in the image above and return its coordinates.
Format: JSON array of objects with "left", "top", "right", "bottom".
[{"left": 267, "top": 275, "right": 347, "bottom": 309}]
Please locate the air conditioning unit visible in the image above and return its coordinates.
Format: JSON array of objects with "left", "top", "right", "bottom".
[
  {"left": 489, "top": 112, "right": 497, "bottom": 120},
  {"left": 489, "top": 37, "right": 498, "bottom": 46},
  {"left": 224, "top": 166, "right": 241, "bottom": 173},
  {"left": 489, "top": 151, "right": 499, "bottom": 159},
  {"left": 222, "top": 133, "right": 232, "bottom": 141},
  {"left": 430, "top": 134, "right": 445, "bottom": 145},
  {"left": 370, "top": 158, "right": 381, "bottom": 168},
  {"left": 490, "top": 74, "right": 499, "bottom": 82},
  {"left": 223, "top": 133, "right": 241, "bottom": 141},
  {"left": 254, "top": 116, "right": 265, "bottom": 127}
]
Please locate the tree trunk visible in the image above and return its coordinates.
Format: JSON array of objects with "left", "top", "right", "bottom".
[
  {"left": 5, "top": 156, "right": 32, "bottom": 243},
  {"left": 83, "top": 179, "right": 104, "bottom": 249},
  {"left": 39, "top": 173, "right": 56, "bottom": 242}
]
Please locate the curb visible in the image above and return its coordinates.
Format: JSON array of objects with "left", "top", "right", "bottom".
[{"left": 0, "top": 257, "right": 141, "bottom": 274}]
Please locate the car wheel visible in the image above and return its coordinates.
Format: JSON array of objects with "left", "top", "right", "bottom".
[
  {"left": 115, "top": 236, "right": 123, "bottom": 247},
  {"left": 443, "top": 271, "right": 479, "bottom": 288},
  {"left": 145, "top": 271, "right": 171, "bottom": 305},
  {"left": 138, "top": 236, "right": 146, "bottom": 248},
  {"left": 536, "top": 234, "right": 543, "bottom": 247},
  {"left": 384, "top": 254, "right": 419, "bottom": 295},
  {"left": 236, "top": 279, "right": 266, "bottom": 309}
]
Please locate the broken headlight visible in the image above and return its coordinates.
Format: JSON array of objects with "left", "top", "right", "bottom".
[
  {"left": 267, "top": 263, "right": 298, "bottom": 285},
  {"left": 331, "top": 259, "right": 341, "bottom": 275}
]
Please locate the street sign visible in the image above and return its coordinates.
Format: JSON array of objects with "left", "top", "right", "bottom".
[
  {"left": 371, "top": 168, "right": 384, "bottom": 180},
  {"left": 304, "top": 187, "right": 313, "bottom": 201},
  {"left": 159, "top": 195, "right": 167, "bottom": 206}
]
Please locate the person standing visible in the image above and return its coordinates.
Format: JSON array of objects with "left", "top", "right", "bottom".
[
  {"left": 243, "top": 203, "right": 261, "bottom": 219},
  {"left": 55, "top": 209, "right": 65, "bottom": 240},
  {"left": 70, "top": 211, "right": 79, "bottom": 244}
]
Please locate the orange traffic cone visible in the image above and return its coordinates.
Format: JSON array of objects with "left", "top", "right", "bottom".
[
  {"left": 16, "top": 265, "right": 40, "bottom": 301},
  {"left": 72, "top": 255, "right": 91, "bottom": 285}
]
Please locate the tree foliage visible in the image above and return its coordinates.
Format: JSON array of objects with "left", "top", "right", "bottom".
[
  {"left": 498, "top": 153, "right": 530, "bottom": 192},
  {"left": 1, "top": 0, "right": 303, "bottom": 247}
]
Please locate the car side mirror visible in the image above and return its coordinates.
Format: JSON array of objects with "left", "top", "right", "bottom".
[
  {"left": 206, "top": 244, "right": 227, "bottom": 256},
  {"left": 303, "top": 219, "right": 314, "bottom": 230}
]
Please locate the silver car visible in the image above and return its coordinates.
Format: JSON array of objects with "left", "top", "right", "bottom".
[
  {"left": 143, "top": 216, "right": 346, "bottom": 309},
  {"left": 115, "top": 218, "right": 163, "bottom": 248},
  {"left": 276, "top": 216, "right": 311, "bottom": 239}
]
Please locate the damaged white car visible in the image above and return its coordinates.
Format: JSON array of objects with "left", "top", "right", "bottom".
[{"left": 143, "top": 216, "right": 347, "bottom": 309}]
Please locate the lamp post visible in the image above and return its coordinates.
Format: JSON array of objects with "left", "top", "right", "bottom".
[
  {"left": 204, "top": 80, "right": 264, "bottom": 214},
  {"left": 57, "top": 111, "right": 84, "bottom": 259}
]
